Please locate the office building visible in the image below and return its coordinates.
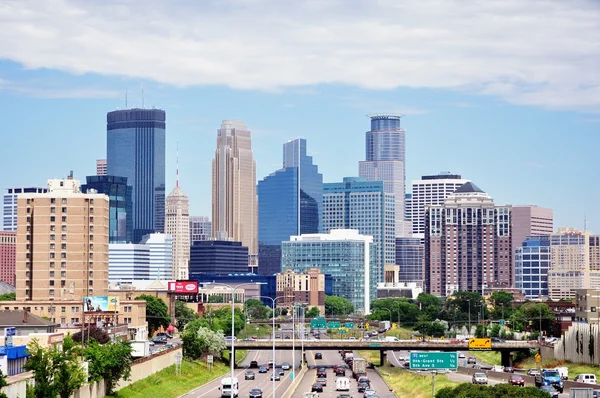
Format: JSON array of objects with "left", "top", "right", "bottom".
[
  {"left": 212, "top": 120, "right": 257, "bottom": 265},
  {"left": 96, "top": 159, "right": 107, "bottom": 176},
  {"left": 377, "top": 264, "right": 423, "bottom": 299},
  {"left": 138, "top": 233, "right": 172, "bottom": 280},
  {"left": 424, "top": 182, "right": 512, "bottom": 297},
  {"left": 0, "top": 231, "right": 16, "bottom": 286},
  {"left": 258, "top": 138, "right": 323, "bottom": 276},
  {"left": 410, "top": 173, "right": 470, "bottom": 236},
  {"left": 282, "top": 229, "right": 373, "bottom": 314},
  {"left": 190, "top": 216, "right": 212, "bottom": 244},
  {"left": 108, "top": 243, "right": 150, "bottom": 281},
  {"left": 3, "top": 187, "right": 48, "bottom": 231},
  {"left": 276, "top": 268, "right": 325, "bottom": 314},
  {"left": 107, "top": 108, "right": 166, "bottom": 243},
  {"left": 15, "top": 178, "right": 110, "bottom": 301},
  {"left": 358, "top": 114, "right": 406, "bottom": 237},
  {"left": 189, "top": 240, "right": 249, "bottom": 275},
  {"left": 81, "top": 175, "right": 133, "bottom": 243},
  {"left": 395, "top": 237, "right": 424, "bottom": 286},
  {"left": 322, "top": 177, "right": 394, "bottom": 285},
  {"left": 515, "top": 236, "right": 551, "bottom": 299},
  {"left": 165, "top": 182, "right": 190, "bottom": 280}
]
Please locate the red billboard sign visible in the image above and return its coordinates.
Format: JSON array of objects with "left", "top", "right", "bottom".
[{"left": 168, "top": 281, "right": 198, "bottom": 294}]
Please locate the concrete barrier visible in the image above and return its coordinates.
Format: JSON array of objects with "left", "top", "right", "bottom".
[
  {"left": 282, "top": 365, "right": 308, "bottom": 398},
  {"left": 373, "top": 367, "right": 394, "bottom": 392}
]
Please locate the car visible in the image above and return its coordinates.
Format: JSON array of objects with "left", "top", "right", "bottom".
[
  {"left": 250, "top": 360, "right": 259, "bottom": 368},
  {"left": 509, "top": 375, "right": 525, "bottom": 386},
  {"left": 317, "top": 377, "right": 327, "bottom": 386},
  {"left": 268, "top": 359, "right": 275, "bottom": 366},
  {"left": 245, "top": 371, "right": 255, "bottom": 380},
  {"left": 364, "top": 387, "right": 377, "bottom": 397},
  {"left": 472, "top": 364, "right": 482, "bottom": 369},
  {"left": 270, "top": 373, "right": 281, "bottom": 381},
  {"left": 472, "top": 373, "right": 488, "bottom": 385},
  {"left": 371, "top": 331, "right": 379, "bottom": 336},
  {"left": 337, "top": 395, "right": 352, "bottom": 398},
  {"left": 535, "top": 369, "right": 564, "bottom": 393},
  {"left": 315, "top": 353, "right": 323, "bottom": 359},
  {"left": 358, "top": 376, "right": 370, "bottom": 385},
  {"left": 504, "top": 366, "right": 514, "bottom": 373},
  {"left": 224, "top": 336, "right": 237, "bottom": 342},
  {"left": 467, "top": 356, "right": 476, "bottom": 364},
  {"left": 277, "top": 368, "right": 285, "bottom": 376},
  {"left": 311, "top": 383, "right": 324, "bottom": 392},
  {"left": 592, "top": 390, "right": 600, "bottom": 398},
  {"left": 249, "top": 388, "right": 262, "bottom": 398},
  {"left": 335, "top": 368, "right": 346, "bottom": 376},
  {"left": 458, "top": 353, "right": 466, "bottom": 359},
  {"left": 357, "top": 382, "right": 370, "bottom": 392},
  {"left": 539, "top": 385, "right": 559, "bottom": 398},
  {"left": 281, "top": 362, "right": 290, "bottom": 370},
  {"left": 491, "top": 337, "right": 505, "bottom": 343},
  {"left": 157, "top": 332, "right": 172, "bottom": 339},
  {"left": 527, "top": 369, "right": 541, "bottom": 377},
  {"left": 151, "top": 336, "right": 167, "bottom": 344},
  {"left": 258, "top": 365, "right": 268, "bottom": 373}
]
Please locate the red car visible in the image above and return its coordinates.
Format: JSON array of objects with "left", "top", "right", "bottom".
[{"left": 509, "top": 375, "right": 525, "bottom": 386}]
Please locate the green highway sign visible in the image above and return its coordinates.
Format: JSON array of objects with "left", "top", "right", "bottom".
[
  {"left": 341, "top": 329, "right": 346, "bottom": 334},
  {"left": 327, "top": 321, "right": 341, "bottom": 329},
  {"left": 344, "top": 322, "right": 354, "bottom": 328},
  {"left": 370, "top": 343, "right": 380, "bottom": 347},
  {"left": 409, "top": 352, "right": 458, "bottom": 370},
  {"left": 310, "top": 319, "right": 326, "bottom": 328}
]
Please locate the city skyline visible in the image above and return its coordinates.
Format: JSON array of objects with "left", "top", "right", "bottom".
[{"left": 0, "top": 1, "right": 598, "bottom": 233}]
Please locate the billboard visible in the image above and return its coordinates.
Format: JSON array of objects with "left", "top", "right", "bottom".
[
  {"left": 168, "top": 281, "right": 199, "bottom": 294},
  {"left": 84, "top": 296, "right": 120, "bottom": 312}
]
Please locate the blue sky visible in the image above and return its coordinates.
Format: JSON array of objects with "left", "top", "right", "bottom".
[{"left": 0, "top": 0, "right": 599, "bottom": 232}]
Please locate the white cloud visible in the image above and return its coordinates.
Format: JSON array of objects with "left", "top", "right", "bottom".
[{"left": 0, "top": 0, "right": 598, "bottom": 110}]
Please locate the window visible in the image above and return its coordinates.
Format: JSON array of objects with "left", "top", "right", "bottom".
[
  {"left": 89, "top": 244, "right": 93, "bottom": 250},
  {"left": 89, "top": 262, "right": 93, "bottom": 268},
  {"left": 89, "top": 207, "right": 94, "bottom": 214},
  {"left": 125, "top": 317, "right": 132, "bottom": 324},
  {"left": 61, "top": 280, "right": 65, "bottom": 287},
  {"left": 89, "top": 217, "right": 94, "bottom": 223},
  {"left": 26, "top": 244, "right": 31, "bottom": 250},
  {"left": 71, "top": 307, "right": 79, "bottom": 313},
  {"left": 49, "top": 253, "right": 55, "bottom": 259},
  {"left": 50, "top": 216, "right": 55, "bottom": 222},
  {"left": 50, "top": 234, "right": 55, "bottom": 240},
  {"left": 49, "top": 280, "right": 54, "bottom": 286},
  {"left": 26, "top": 216, "right": 31, "bottom": 222},
  {"left": 61, "top": 243, "right": 66, "bottom": 250},
  {"left": 26, "top": 207, "right": 31, "bottom": 214},
  {"left": 25, "top": 281, "right": 29, "bottom": 287},
  {"left": 50, "top": 243, "right": 55, "bottom": 249},
  {"left": 61, "top": 307, "right": 66, "bottom": 313},
  {"left": 90, "top": 199, "right": 94, "bottom": 205},
  {"left": 49, "top": 271, "right": 54, "bottom": 277},
  {"left": 62, "top": 225, "right": 67, "bottom": 231},
  {"left": 49, "top": 289, "right": 55, "bottom": 296},
  {"left": 49, "top": 262, "right": 55, "bottom": 268},
  {"left": 50, "top": 207, "right": 56, "bottom": 213},
  {"left": 89, "top": 226, "right": 94, "bottom": 232},
  {"left": 61, "top": 271, "right": 66, "bottom": 277},
  {"left": 89, "top": 271, "right": 93, "bottom": 277},
  {"left": 61, "top": 253, "right": 66, "bottom": 259},
  {"left": 26, "top": 234, "right": 31, "bottom": 241},
  {"left": 60, "top": 317, "right": 66, "bottom": 324},
  {"left": 70, "top": 318, "right": 79, "bottom": 324},
  {"left": 27, "top": 198, "right": 32, "bottom": 204},
  {"left": 61, "top": 234, "right": 66, "bottom": 240},
  {"left": 62, "top": 207, "right": 67, "bottom": 213},
  {"left": 50, "top": 198, "right": 55, "bottom": 204},
  {"left": 61, "top": 216, "right": 66, "bottom": 222},
  {"left": 89, "top": 253, "right": 94, "bottom": 259},
  {"left": 61, "top": 262, "right": 66, "bottom": 268},
  {"left": 50, "top": 225, "right": 55, "bottom": 231},
  {"left": 89, "top": 280, "right": 93, "bottom": 286},
  {"left": 62, "top": 198, "right": 67, "bottom": 204}
]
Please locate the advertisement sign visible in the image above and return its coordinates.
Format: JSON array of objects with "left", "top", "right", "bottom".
[
  {"left": 84, "top": 296, "right": 120, "bottom": 312},
  {"left": 168, "top": 281, "right": 199, "bottom": 294},
  {"left": 4, "top": 327, "right": 15, "bottom": 348}
]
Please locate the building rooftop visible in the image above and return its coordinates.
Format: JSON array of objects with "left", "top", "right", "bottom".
[
  {"left": 454, "top": 182, "right": 485, "bottom": 194},
  {"left": 0, "top": 310, "right": 56, "bottom": 327}
]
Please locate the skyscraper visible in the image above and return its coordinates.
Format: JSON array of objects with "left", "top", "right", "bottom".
[
  {"left": 0, "top": 231, "right": 16, "bottom": 286},
  {"left": 165, "top": 181, "right": 190, "bottom": 280},
  {"left": 515, "top": 236, "right": 551, "bottom": 299},
  {"left": 3, "top": 187, "right": 47, "bottom": 231},
  {"left": 139, "top": 233, "right": 172, "bottom": 280},
  {"left": 96, "top": 159, "right": 107, "bottom": 176},
  {"left": 106, "top": 108, "right": 166, "bottom": 243},
  {"left": 359, "top": 114, "right": 406, "bottom": 237},
  {"left": 322, "top": 177, "right": 395, "bottom": 287},
  {"left": 189, "top": 216, "right": 212, "bottom": 244},
  {"left": 212, "top": 120, "right": 257, "bottom": 265},
  {"left": 257, "top": 138, "right": 323, "bottom": 275}
]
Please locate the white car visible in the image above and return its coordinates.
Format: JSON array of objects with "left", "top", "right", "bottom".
[
  {"left": 281, "top": 362, "right": 290, "bottom": 370},
  {"left": 472, "top": 373, "right": 488, "bottom": 385}
]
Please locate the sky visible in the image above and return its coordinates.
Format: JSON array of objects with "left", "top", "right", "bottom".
[{"left": 0, "top": 0, "right": 599, "bottom": 232}]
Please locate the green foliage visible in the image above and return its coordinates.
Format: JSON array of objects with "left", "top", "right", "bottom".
[
  {"left": 325, "top": 295, "right": 354, "bottom": 316},
  {"left": 175, "top": 300, "right": 199, "bottom": 331},
  {"left": 85, "top": 340, "right": 133, "bottom": 395},
  {"left": 306, "top": 306, "right": 320, "bottom": 318},
  {"left": 510, "top": 302, "right": 554, "bottom": 333},
  {"left": 475, "top": 324, "right": 488, "bottom": 338},
  {"left": 489, "top": 324, "right": 501, "bottom": 338},
  {"left": 0, "top": 369, "right": 7, "bottom": 398},
  {"left": 0, "top": 293, "right": 15, "bottom": 301},
  {"left": 414, "top": 319, "right": 446, "bottom": 337},
  {"left": 280, "top": 308, "right": 288, "bottom": 316},
  {"left": 71, "top": 326, "right": 110, "bottom": 344},
  {"left": 182, "top": 322, "right": 226, "bottom": 360},
  {"left": 436, "top": 382, "right": 550, "bottom": 398},
  {"left": 245, "top": 299, "right": 270, "bottom": 320},
  {"left": 135, "top": 294, "right": 170, "bottom": 336},
  {"left": 369, "top": 298, "right": 419, "bottom": 324},
  {"left": 24, "top": 339, "right": 59, "bottom": 398},
  {"left": 417, "top": 293, "right": 443, "bottom": 319}
]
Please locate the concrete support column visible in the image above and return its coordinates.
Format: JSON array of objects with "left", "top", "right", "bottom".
[
  {"left": 380, "top": 350, "right": 387, "bottom": 366},
  {"left": 501, "top": 350, "right": 513, "bottom": 367}
]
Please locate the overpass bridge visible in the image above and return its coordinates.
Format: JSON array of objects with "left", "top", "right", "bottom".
[{"left": 226, "top": 340, "right": 537, "bottom": 367}]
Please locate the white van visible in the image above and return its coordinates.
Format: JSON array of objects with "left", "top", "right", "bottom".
[
  {"left": 220, "top": 377, "right": 239, "bottom": 397},
  {"left": 336, "top": 377, "right": 350, "bottom": 391},
  {"left": 384, "top": 336, "right": 399, "bottom": 342},
  {"left": 574, "top": 373, "right": 597, "bottom": 384}
]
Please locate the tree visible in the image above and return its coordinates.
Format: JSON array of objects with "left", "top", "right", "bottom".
[
  {"left": 490, "top": 292, "right": 514, "bottom": 319},
  {"left": 306, "top": 306, "right": 320, "bottom": 318},
  {"left": 325, "top": 295, "right": 354, "bottom": 316},
  {"left": 0, "top": 370, "right": 8, "bottom": 398},
  {"left": 71, "top": 326, "right": 110, "bottom": 344},
  {"left": 510, "top": 302, "right": 554, "bottom": 334},
  {"left": 175, "top": 300, "right": 199, "bottom": 331},
  {"left": 182, "top": 321, "right": 226, "bottom": 360},
  {"left": 245, "top": 299, "right": 270, "bottom": 320},
  {"left": 0, "top": 293, "right": 15, "bottom": 301},
  {"left": 24, "top": 339, "right": 58, "bottom": 398},
  {"left": 85, "top": 340, "right": 133, "bottom": 395},
  {"left": 135, "top": 294, "right": 170, "bottom": 336},
  {"left": 417, "top": 293, "right": 443, "bottom": 319}
]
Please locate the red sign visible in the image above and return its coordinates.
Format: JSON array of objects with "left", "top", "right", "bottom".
[{"left": 168, "top": 281, "right": 198, "bottom": 294}]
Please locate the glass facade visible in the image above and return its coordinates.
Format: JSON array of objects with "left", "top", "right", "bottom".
[
  {"left": 82, "top": 175, "right": 133, "bottom": 243},
  {"left": 258, "top": 138, "right": 322, "bottom": 275},
  {"left": 365, "top": 114, "right": 405, "bottom": 162},
  {"left": 3, "top": 187, "right": 47, "bottom": 231},
  {"left": 396, "top": 237, "right": 424, "bottom": 284},
  {"left": 189, "top": 240, "right": 249, "bottom": 275},
  {"left": 139, "top": 233, "right": 172, "bottom": 280},
  {"left": 107, "top": 108, "right": 166, "bottom": 243},
  {"left": 189, "top": 216, "right": 212, "bottom": 244},
  {"left": 515, "top": 236, "right": 551, "bottom": 299}
]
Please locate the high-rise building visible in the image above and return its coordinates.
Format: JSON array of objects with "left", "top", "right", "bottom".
[
  {"left": 212, "top": 120, "right": 257, "bottom": 265},
  {"left": 165, "top": 180, "right": 190, "bottom": 280},
  {"left": 106, "top": 108, "right": 166, "bottom": 243},
  {"left": 190, "top": 216, "right": 212, "bottom": 244},
  {"left": 359, "top": 114, "right": 406, "bottom": 237},
  {"left": 405, "top": 193, "right": 412, "bottom": 222},
  {"left": 81, "top": 175, "right": 133, "bottom": 243},
  {"left": 108, "top": 243, "right": 150, "bottom": 281},
  {"left": 410, "top": 173, "right": 470, "bottom": 236},
  {"left": 3, "top": 187, "right": 47, "bottom": 231},
  {"left": 0, "top": 231, "right": 16, "bottom": 286},
  {"left": 96, "top": 159, "right": 107, "bottom": 176},
  {"left": 395, "top": 237, "right": 424, "bottom": 286},
  {"left": 276, "top": 268, "right": 325, "bottom": 314},
  {"left": 515, "top": 236, "right": 551, "bottom": 299},
  {"left": 189, "top": 240, "right": 249, "bottom": 275},
  {"left": 322, "top": 177, "right": 394, "bottom": 286},
  {"left": 282, "top": 229, "right": 374, "bottom": 314},
  {"left": 258, "top": 138, "right": 323, "bottom": 276},
  {"left": 15, "top": 178, "right": 110, "bottom": 301},
  {"left": 139, "top": 233, "right": 172, "bottom": 280},
  {"left": 424, "top": 182, "right": 512, "bottom": 297}
]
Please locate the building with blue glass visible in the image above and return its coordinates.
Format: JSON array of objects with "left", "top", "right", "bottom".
[
  {"left": 107, "top": 108, "right": 166, "bottom": 243},
  {"left": 395, "top": 237, "right": 424, "bottom": 286},
  {"left": 323, "top": 177, "right": 395, "bottom": 288},
  {"left": 189, "top": 240, "right": 249, "bottom": 275},
  {"left": 3, "top": 187, "right": 47, "bottom": 231},
  {"left": 515, "top": 236, "right": 551, "bottom": 299},
  {"left": 257, "top": 138, "right": 322, "bottom": 276},
  {"left": 82, "top": 175, "right": 133, "bottom": 243}
]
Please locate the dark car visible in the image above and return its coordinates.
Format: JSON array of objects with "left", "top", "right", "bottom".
[
  {"left": 539, "top": 385, "right": 559, "bottom": 398},
  {"left": 152, "top": 335, "right": 167, "bottom": 344},
  {"left": 467, "top": 356, "right": 476, "bottom": 364},
  {"left": 509, "top": 375, "right": 524, "bottom": 386},
  {"left": 358, "top": 382, "right": 370, "bottom": 392},
  {"left": 317, "top": 369, "right": 327, "bottom": 378},
  {"left": 276, "top": 368, "right": 285, "bottom": 376},
  {"left": 338, "top": 395, "right": 351, "bottom": 398},
  {"left": 249, "top": 389, "right": 262, "bottom": 398},
  {"left": 335, "top": 368, "right": 346, "bottom": 376},
  {"left": 250, "top": 360, "right": 258, "bottom": 368},
  {"left": 245, "top": 371, "right": 255, "bottom": 380},
  {"left": 504, "top": 366, "right": 514, "bottom": 373},
  {"left": 315, "top": 352, "right": 323, "bottom": 359},
  {"left": 258, "top": 365, "right": 268, "bottom": 373},
  {"left": 312, "top": 383, "right": 324, "bottom": 392}
]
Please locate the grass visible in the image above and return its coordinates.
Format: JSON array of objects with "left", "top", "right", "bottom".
[
  {"left": 379, "top": 365, "right": 460, "bottom": 398},
  {"left": 468, "top": 351, "right": 502, "bottom": 365},
  {"left": 107, "top": 359, "right": 229, "bottom": 398},
  {"left": 223, "top": 349, "right": 248, "bottom": 364},
  {"left": 515, "top": 357, "right": 600, "bottom": 379},
  {"left": 357, "top": 350, "right": 381, "bottom": 366},
  {"left": 383, "top": 326, "right": 415, "bottom": 340},
  {"left": 240, "top": 324, "right": 272, "bottom": 339}
]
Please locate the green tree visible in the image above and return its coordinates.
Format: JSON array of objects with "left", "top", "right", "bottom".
[
  {"left": 0, "top": 369, "right": 8, "bottom": 398},
  {"left": 85, "top": 340, "right": 133, "bottom": 395},
  {"left": 135, "top": 294, "right": 170, "bottom": 336},
  {"left": 175, "top": 300, "right": 199, "bottom": 331},
  {"left": 245, "top": 299, "right": 270, "bottom": 320},
  {"left": 417, "top": 293, "right": 443, "bottom": 319},
  {"left": 0, "top": 293, "right": 15, "bottom": 301},
  {"left": 510, "top": 302, "right": 554, "bottom": 334},
  {"left": 182, "top": 320, "right": 226, "bottom": 359},
  {"left": 71, "top": 326, "right": 110, "bottom": 344},
  {"left": 490, "top": 291, "right": 514, "bottom": 319},
  {"left": 475, "top": 324, "right": 488, "bottom": 338},
  {"left": 325, "top": 295, "right": 354, "bottom": 316},
  {"left": 306, "top": 306, "right": 320, "bottom": 318},
  {"left": 24, "top": 339, "right": 57, "bottom": 398},
  {"left": 489, "top": 324, "right": 501, "bottom": 338},
  {"left": 55, "top": 342, "right": 87, "bottom": 398}
]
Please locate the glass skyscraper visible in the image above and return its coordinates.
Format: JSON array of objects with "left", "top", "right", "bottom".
[
  {"left": 257, "top": 138, "right": 322, "bottom": 275},
  {"left": 81, "top": 175, "right": 133, "bottom": 243},
  {"left": 515, "top": 236, "right": 551, "bottom": 299},
  {"left": 107, "top": 108, "right": 166, "bottom": 243}
]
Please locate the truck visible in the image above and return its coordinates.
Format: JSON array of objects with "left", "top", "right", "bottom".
[
  {"left": 220, "top": 377, "right": 239, "bottom": 398},
  {"left": 570, "top": 388, "right": 594, "bottom": 398},
  {"left": 352, "top": 357, "right": 367, "bottom": 379},
  {"left": 130, "top": 341, "right": 150, "bottom": 358},
  {"left": 380, "top": 321, "right": 391, "bottom": 331},
  {"left": 535, "top": 369, "right": 564, "bottom": 393}
]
